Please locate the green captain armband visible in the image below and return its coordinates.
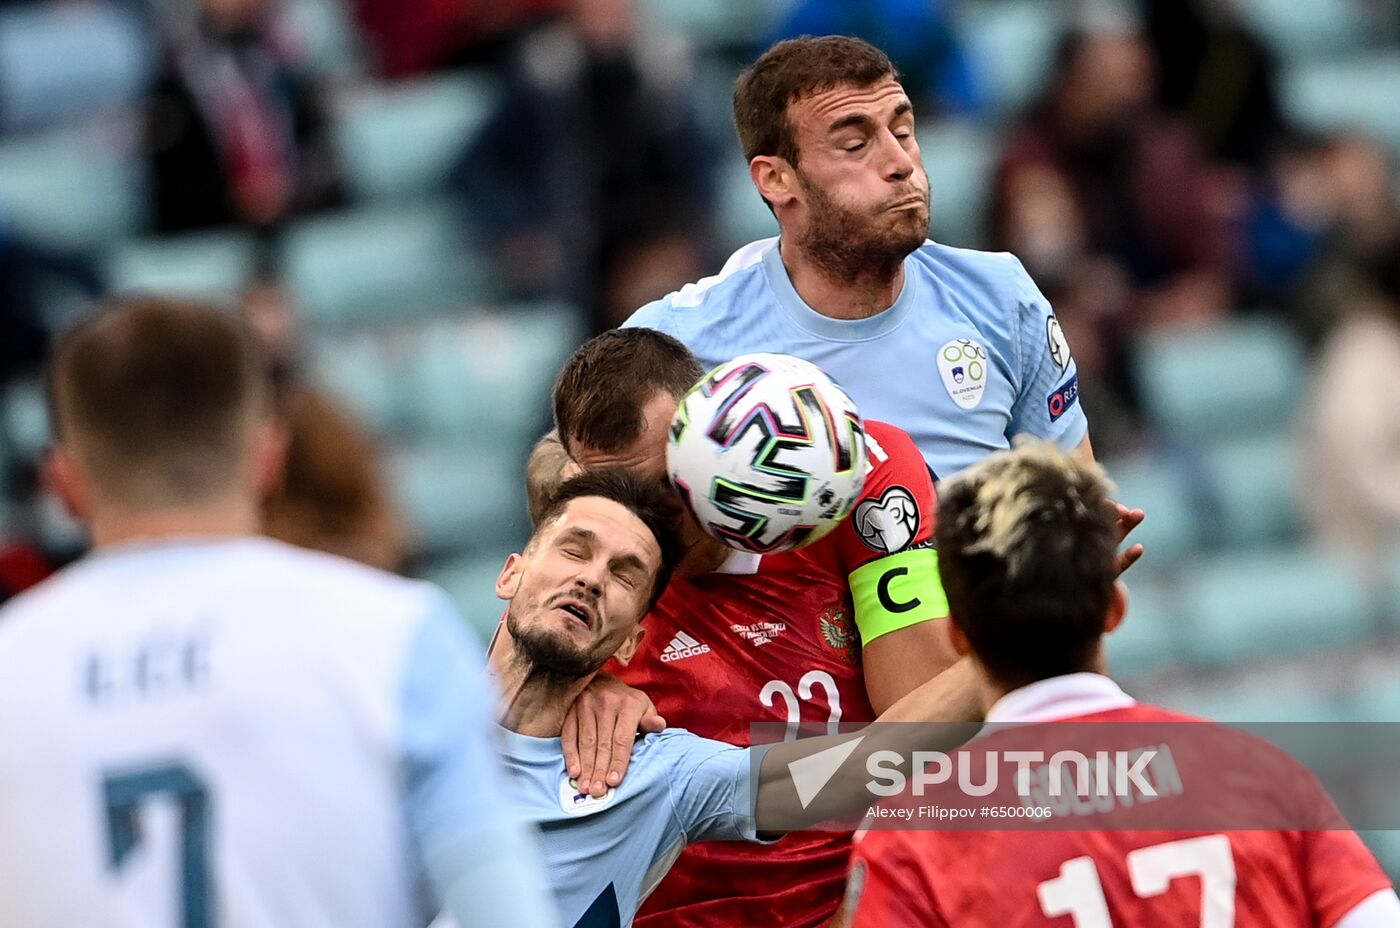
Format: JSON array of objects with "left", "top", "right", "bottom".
[{"left": 848, "top": 547, "right": 949, "bottom": 645}]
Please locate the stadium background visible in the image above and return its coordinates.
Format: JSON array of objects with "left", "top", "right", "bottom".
[{"left": 0, "top": 0, "right": 1399, "bottom": 878}]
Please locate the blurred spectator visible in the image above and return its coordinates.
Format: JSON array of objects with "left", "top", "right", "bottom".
[
  {"left": 352, "top": 0, "right": 560, "bottom": 77},
  {"left": 1240, "top": 135, "right": 1334, "bottom": 309},
  {"left": 0, "top": 223, "right": 102, "bottom": 386},
  {"left": 238, "top": 276, "right": 409, "bottom": 572},
  {"left": 1144, "top": 0, "right": 1289, "bottom": 171},
  {"left": 992, "top": 24, "right": 1235, "bottom": 421},
  {"left": 765, "top": 0, "right": 985, "bottom": 116},
  {"left": 145, "top": 0, "right": 343, "bottom": 234},
  {"left": 1302, "top": 242, "right": 1400, "bottom": 576},
  {"left": 452, "top": 0, "right": 717, "bottom": 332},
  {"left": 1296, "top": 135, "right": 1400, "bottom": 338}
]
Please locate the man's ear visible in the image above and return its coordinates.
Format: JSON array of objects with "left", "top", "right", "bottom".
[
  {"left": 496, "top": 553, "right": 525, "bottom": 602},
  {"left": 1104, "top": 581, "right": 1128, "bottom": 635},
  {"left": 611, "top": 625, "right": 647, "bottom": 668},
  {"left": 948, "top": 615, "right": 972, "bottom": 658},
  {"left": 43, "top": 446, "right": 89, "bottom": 522},
  {"left": 750, "top": 156, "right": 798, "bottom": 210}
]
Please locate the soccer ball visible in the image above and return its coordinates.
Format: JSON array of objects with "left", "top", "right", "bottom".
[{"left": 666, "top": 353, "right": 868, "bottom": 554}]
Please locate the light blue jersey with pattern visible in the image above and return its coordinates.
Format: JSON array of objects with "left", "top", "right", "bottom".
[
  {"left": 625, "top": 237, "right": 1088, "bottom": 479},
  {"left": 499, "top": 728, "right": 769, "bottom": 928}
]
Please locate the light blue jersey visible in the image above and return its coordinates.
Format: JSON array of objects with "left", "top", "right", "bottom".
[
  {"left": 0, "top": 537, "right": 556, "bottom": 928},
  {"left": 625, "top": 237, "right": 1088, "bottom": 479},
  {"left": 499, "top": 728, "right": 772, "bottom": 928}
]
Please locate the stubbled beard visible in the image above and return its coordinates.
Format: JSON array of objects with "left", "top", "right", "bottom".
[
  {"left": 506, "top": 601, "right": 609, "bottom": 679},
  {"left": 795, "top": 174, "right": 929, "bottom": 283}
]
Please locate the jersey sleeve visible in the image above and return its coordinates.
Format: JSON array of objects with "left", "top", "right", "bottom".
[
  {"left": 831, "top": 422, "right": 949, "bottom": 645},
  {"left": 1004, "top": 256, "right": 1089, "bottom": 452},
  {"left": 845, "top": 832, "right": 949, "bottom": 928},
  {"left": 1300, "top": 829, "right": 1395, "bottom": 927},
  {"left": 663, "top": 734, "right": 777, "bottom": 844},
  {"left": 622, "top": 297, "right": 678, "bottom": 335},
  {"left": 400, "top": 593, "right": 560, "bottom": 928}
]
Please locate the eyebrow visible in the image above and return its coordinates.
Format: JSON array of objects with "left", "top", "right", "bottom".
[
  {"left": 556, "top": 527, "right": 598, "bottom": 546},
  {"left": 827, "top": 101, "right": 914, "bottom": 136}
]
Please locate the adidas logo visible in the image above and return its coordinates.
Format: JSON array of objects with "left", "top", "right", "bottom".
[{"left": 660, "top": 631, "right": 711, "bottom": 663}]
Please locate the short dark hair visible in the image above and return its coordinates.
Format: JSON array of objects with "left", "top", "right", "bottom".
[
  {"left": 535, "top": 467, "right": 684, "bottom": 611},
  {"left": 935, "top": 443, "right": 1119, "bottom": 691},
  {"left": 734, "top": 35, "right": 899, "bottom": 166},
  {"left": 47, "top": 297, "right": 271, "bottom": 507},
  {"left": 552, "top": 328, "right": 704, "bottom": 457}
]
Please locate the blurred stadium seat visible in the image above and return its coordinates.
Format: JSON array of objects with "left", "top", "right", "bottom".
[
  {"left": 1283, "top": 54, "right": 1400, "bottom": 154},
  {"left": 0, "top": 131, "right": 145, "bottom": 250},
  {"left": 1200, "top": 433, "right": 1301, "bottom": 547},
  {"left": 957, "top": 0, "right": 1063, "bottom": 115},
  {"left": 1133, "top": 317, "right": 1307, "bottom": 446},
  {"left": 310, "top": 304, "right": 579, "bottom": 444},
  {"left": 1239, "top": 0, "right": 1370, "bottom": 63},
  {"left": 0, "top": 378, "right": 48, "bottom": 463},
  {"left": 334, "top": 74, "right": 497, "bottom": 201},
  {"left": 719, "top": 156, "right": 779, "bottom": 251},
  {"left": 919, "top": 120, "right": 993, "bottom": 248},
  {"left": 1179, "top": 545, "right": 1372, "bottom": 666},
  {"left": 402, "top": 306, "right": 579, "bottom": 442},
  {"left": 1104, "top": 454, "right": 1204, "bottom": 561},
  {"left": 1107, "top": 570, "right": 1184, "bottom": 678},
  {"left": 308, "top": 334, "right": 405, "bottom": 436},
  {"left": 1164, "top": 674, "right": 1350, "bottom": 722},
  {"left": 107, "top": 232, "right": 258, "bottom": 303},
  {"left": 282, "top": 0, "right": 365, "bottom": 79},
  {"left": 387, "top": 442, "right": 527, "bottom": 557},
  {"left": 421, "top": 553, "right": 513, "bottom": 641},
  {"left": 0, "top": 4, "right": 151, "bottom": 134},
  {"left": 639, "top": 0, "right": 791, "bottom": 51},
  {"left": 280, "top": 202, "right": 494, "bottom": 328}
]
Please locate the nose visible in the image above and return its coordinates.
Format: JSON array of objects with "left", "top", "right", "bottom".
[
  {"left": 573, "top": 564, "right": 605, "bottom": 599},
  {"left": 880, "top": 129, "right": 915, "bottom": 182}
]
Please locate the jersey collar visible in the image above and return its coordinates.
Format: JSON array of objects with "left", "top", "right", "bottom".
[
  {"left": 985, "top": 673, "right": 1136, "bottom": 725},
  {"left": 712, "top": 550, "right": 762, "bottom": 575},
  {"left": 761, "top": 240, "right": 919, "bottom": 341}
]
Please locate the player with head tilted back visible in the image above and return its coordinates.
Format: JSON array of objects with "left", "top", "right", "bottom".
[
  {"left": 623, "top": 35, "right": 1143, "bottom": 568},
  {"left": 485, "top": 467, "right": 980, "bottom": 928},
  {"left": 843, "top": 443, "right": 1400, "bottom": 928},
  {"left": 537, "top": 327, "right": 958, "bottom": 928},
  {"left": 0, "top": 300, "right": 556, "bottom": 928}
]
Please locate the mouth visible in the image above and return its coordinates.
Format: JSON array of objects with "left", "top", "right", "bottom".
[
  {"left": 886, "top": 197, "right": 926, "bottom": 212},
  {"left": 552, "top": 596, "right": 596, "bottom": 630}
]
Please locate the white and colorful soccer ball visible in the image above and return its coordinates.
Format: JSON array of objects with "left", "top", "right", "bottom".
[{"left": 666, "top": 353, "right": 868, "bottom": 554}]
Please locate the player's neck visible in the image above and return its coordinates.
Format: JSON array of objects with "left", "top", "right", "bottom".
[
  {"left": 491, "top": 645, "right": 595, "bottom": 738},
  {"left": 779, "top": 236, "right": 906, "bottom": 321},
  {"left": 87, "top": 499, "right": 262, "bottom": 550},
  {"left": 677, "top": 535, "right": 729, "bottom": 578}
]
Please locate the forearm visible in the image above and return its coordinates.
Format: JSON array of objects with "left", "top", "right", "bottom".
[{"left": 753, "top": 661, "right": 982, "bottom": 831}]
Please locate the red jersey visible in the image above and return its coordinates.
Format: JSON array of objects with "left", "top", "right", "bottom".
[
  {"left": 615, "top": 420, "right": 940, "bottom": 928},
  {"left": 847, "top": 701, "right": 1394, "bottom": 928}
]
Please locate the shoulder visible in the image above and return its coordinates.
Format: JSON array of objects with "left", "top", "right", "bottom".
[
  {"left": 861, "top": 420, "right": 935, "bottom": 493},
  {"left": 624, "top": 238, "right": 777, "bottom": 332},
  {"left": 232, "top": 539, "right": 449, "bottom": 626},
  {"left": 634, "top": 728, "right": 742, "bottom": 766},
  {"left": 910, "top": 242, "right": 1043, "bottom": 313},
  {"left": 0, "top": 539, "right": 450, "bottom": 654}
]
